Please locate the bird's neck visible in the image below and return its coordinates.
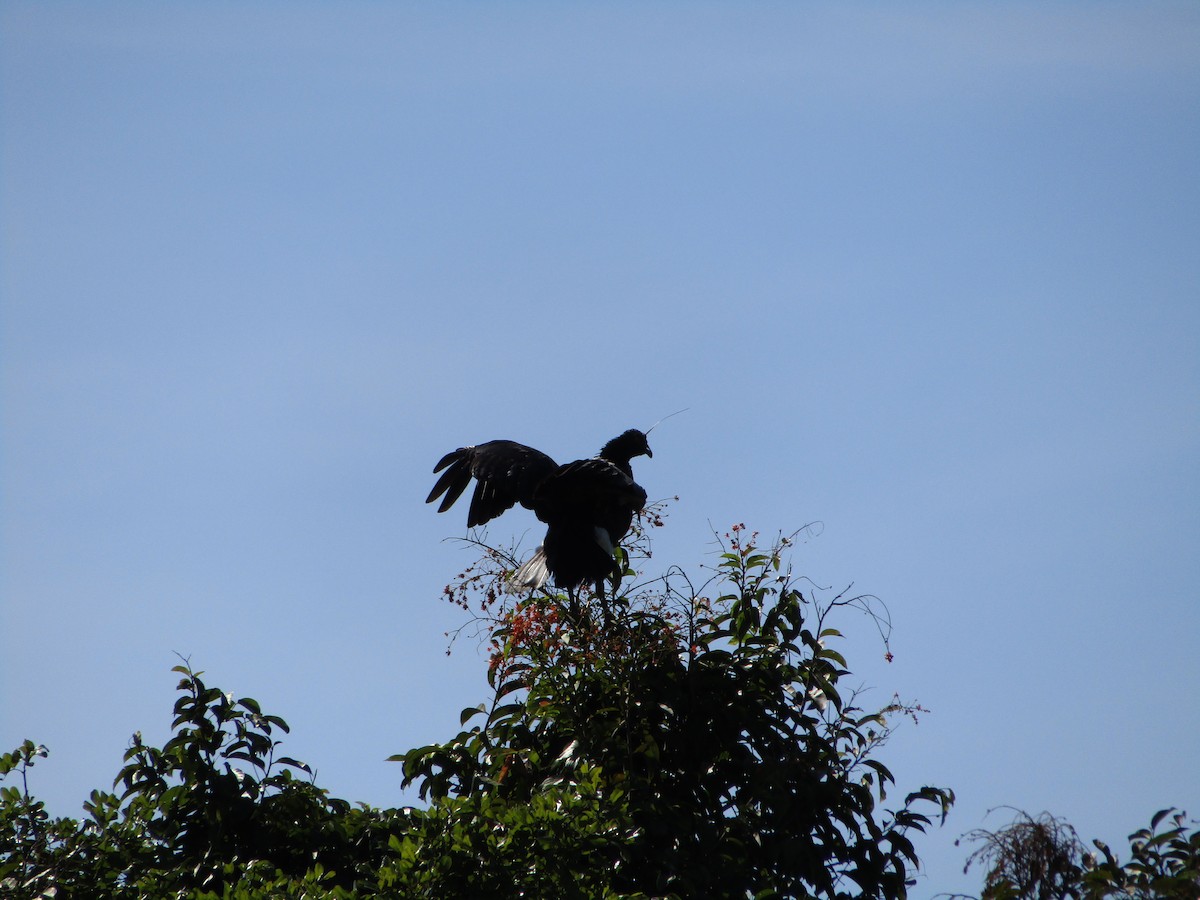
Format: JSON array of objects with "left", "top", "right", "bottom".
[{"left": 599, "top": 442, "right": 636, "bottom": 476}]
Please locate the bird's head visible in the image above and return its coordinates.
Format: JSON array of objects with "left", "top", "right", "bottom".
[{"left": 600, "top": 429, "right": 652, "bottom": 465}]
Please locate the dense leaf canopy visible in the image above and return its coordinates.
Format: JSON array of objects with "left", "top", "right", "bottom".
[{"left": 22, "top": 515, "right": 1189, "bottom": 897}]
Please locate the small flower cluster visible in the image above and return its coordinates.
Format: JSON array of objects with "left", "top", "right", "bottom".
[
  {"left": 726, "top": 522, "right": 759, "bottom": 557},
  {"left": 640, "top": 497, "right": 676, "bottom": 531},
  {"left": 507, "top": 601, "right": 561, "bottom": 651},
  {"left": 487, "top": 600, "right": 564, "bottom": 673},
  {"left": 879, "top": 693, "right": 930, "bottom": 726},
  {"left": 440, "top": 547, "right": 512, "bottom": 613}
]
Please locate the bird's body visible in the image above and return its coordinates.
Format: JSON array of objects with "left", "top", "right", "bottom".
[{"left": 426, "top": 430, "right": 651, "bottom": 596}]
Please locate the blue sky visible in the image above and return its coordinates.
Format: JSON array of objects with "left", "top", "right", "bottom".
[{"left": 2, "top": 4, "right": 1198, "bottom": 895}]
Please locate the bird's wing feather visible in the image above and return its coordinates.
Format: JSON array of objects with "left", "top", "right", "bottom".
[
  {"left": 427, "top": 450, "right": 474, "bottom": 512},
  {"left": 426, "top": 440, "right": 558, "bottom": 528}
]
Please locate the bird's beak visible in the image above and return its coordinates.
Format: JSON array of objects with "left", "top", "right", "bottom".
[{"left": 645, "top": 447, "right": 653, "bottom": 458}]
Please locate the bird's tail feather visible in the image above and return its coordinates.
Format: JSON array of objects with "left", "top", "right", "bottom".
[{"left": 510, "top": 546, "right": 550, "bottom": 592}]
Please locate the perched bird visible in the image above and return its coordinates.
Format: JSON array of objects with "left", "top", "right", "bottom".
[{"left": 426, "top": 430, "right": 652, "bottom": 597}]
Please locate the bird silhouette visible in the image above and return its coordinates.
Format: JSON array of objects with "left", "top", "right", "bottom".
[{"left": 426, "top": 430, "right": 651, "bottom": 598}]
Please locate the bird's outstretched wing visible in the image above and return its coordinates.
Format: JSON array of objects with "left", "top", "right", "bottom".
[{"left": 426, "top": 440, "right": 558, "bottom": 528}]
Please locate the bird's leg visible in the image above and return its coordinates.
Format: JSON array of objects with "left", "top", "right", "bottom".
[
  {"left": 566, "top": 584, "right": 582, "bottom": 628},
  {"left": 593, "top": 577, "right": 614, "bottom": 630}
]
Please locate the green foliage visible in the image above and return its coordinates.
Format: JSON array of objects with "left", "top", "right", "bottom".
[
  {"left": 0, "top": 740, "right": 60, "bottom": 893},
  {"left": 380, "top": 766, "right": 637, "bottom": 899},
  {"left": 958, "top": 809, "right": 1088, "bottom": 900},
  {"left": 2, "top": 517, "right": 955, "bottom": 898},
  {"left": 958, "top": 807, "right": 1200, "bottom": 900},
  {"left": 1083, "top": 808, "right": 1200, "bottom": 899},
  {"left": 400, "top": 521, "right": 953, "bottom": 898},
  {"left": 1, "top": 665, "right": 403, "bottom": 899}
]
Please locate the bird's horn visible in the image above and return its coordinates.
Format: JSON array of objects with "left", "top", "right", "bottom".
[{"left": 645, "top": 408, "right": 689, "bottom": 435}]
